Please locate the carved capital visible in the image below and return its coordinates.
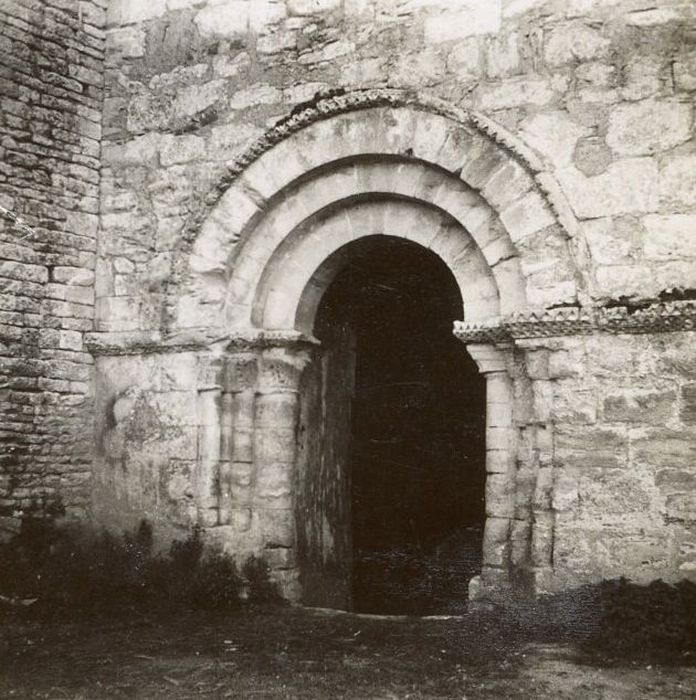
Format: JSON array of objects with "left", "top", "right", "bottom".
[
  {"left": 466, "top": 343, "right": 509, "bottom": 374},
  {"left": 257, "top": 347, "right": 313, "bottom": 394},
  {"left": 197, "top": 353, "right": 225, "bottom": 390},
  {"left": 223, "top": 352, "right": 258, "bottom": 393}
]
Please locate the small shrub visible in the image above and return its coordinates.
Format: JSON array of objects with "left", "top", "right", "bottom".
[
  {"left": 590, "top": 578, "right": 696, "bottom": 656},
  {"left": 190, "top": 551, "right": 242, "bottom": 609},
  {"left": 0, "top": 519, "right": 246, "bottom": 616},
  {"left": 242, "top": 555, "right": 282, "bottom": 604},
  {"left": 524, "top": 577, "right": 696, "bottom": 660}
]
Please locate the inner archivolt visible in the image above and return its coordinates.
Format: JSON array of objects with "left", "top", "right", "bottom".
[{"left": 314, "top": 236, "right": 486, "bottom": 615}]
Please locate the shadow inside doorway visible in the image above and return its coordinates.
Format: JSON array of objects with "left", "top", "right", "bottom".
[{"left": 314, "top": 236, "right": 487, "bottom": 615}]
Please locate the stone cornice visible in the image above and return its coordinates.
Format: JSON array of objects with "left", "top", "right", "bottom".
[
  {"left": 85, "top": 330, "right": 219, "bottom": 356},
  {"left": 88, "top": 301, "right": 696, "bottom": 356},
  {"left": 454, "top": 301, "right": 696, "bottom": 344},
  {"left": 85, "top": 328, "right": 319, "bottom": 356}
]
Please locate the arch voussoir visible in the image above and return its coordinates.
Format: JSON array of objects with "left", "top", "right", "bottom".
[
  {"left": 173, "top": 94, "right": 584, "bottom": 337},
  {"left": 252, "top": 197, "right": 498, "bottom": 332}
]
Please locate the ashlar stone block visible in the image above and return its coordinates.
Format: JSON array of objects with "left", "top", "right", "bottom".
[
  {"left": 557, "top": 158, "right": 658, "bottom": 219},
  {"left": 195, "top": 2, "right": 249, "bottom": 38},
  {"left": 107, "top": 0, "right": 167, "bottom": 26},
  {"left": 544, "top": 22, "right": 609, "bottom": 66},
  {"left": 607, "top": 99, "right": 693, "bottom": 157},
  {"left": 659, "top": 155, "right": 696, "bottom": 209},
  {"left": 603, "top": 389, "right": 676, "bottom": 424},
  {"left": 477, "top": 77, "right": 555, "bottom": 110},
  {"left": 520, "top": 111, "right": 590, "bottom": 168},
  {"left": 424, "top": 1, "right": 501, "bottom": 43},
  {"left": 554, "top": 426, "right": 627, "bottom": 470},
  {"left": 643, "top": 215, "right": 696, "bottom": 261}
]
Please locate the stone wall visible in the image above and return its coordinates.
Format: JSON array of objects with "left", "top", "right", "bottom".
[
  {"left": 39, "top": 0, "right": 696, "bottom": 599},
  {"left": 0, "top": 0, "right": 105, "bottom": 535},
  {"left": 99, "top": 0, "right": 696, "bottom": 335},
  {"left": 525, "top": 332, "right": 696, "bottom": 589}
]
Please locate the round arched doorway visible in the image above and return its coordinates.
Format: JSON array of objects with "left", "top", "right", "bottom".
[
  {"left": 177, "top": 93, "right": 581, "bottom": 607},
  {"left": 298, "top": 235, "right": 486, "bottom": 614}
]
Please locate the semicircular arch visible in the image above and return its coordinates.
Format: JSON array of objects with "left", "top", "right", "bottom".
[
  {"left": 170, "top": 91, "right": 584, "bottom": 336},
  {"left": 251, "top": 197, "right": 499, "bottom": 334}
]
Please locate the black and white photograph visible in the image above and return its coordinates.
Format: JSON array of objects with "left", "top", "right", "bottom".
[{"left": 1, "top": 0, "right": 696, "bottom": 696}]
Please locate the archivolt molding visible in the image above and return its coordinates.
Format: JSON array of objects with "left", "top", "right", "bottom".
[
  {"left": 179, "top": 87, "right": 563, "bottom": 250},
  {"left": 250, "top": 198, "right": 500, "bottom": 333},
  {"left": 168, "top": 88, "right": 586, "bottom": 329},
  {"left": 454, "top": 300, "right": 696, "bottom": 343}
]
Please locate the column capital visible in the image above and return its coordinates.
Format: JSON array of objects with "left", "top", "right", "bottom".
[
  {"left": 465, "top": 343, "right": 510, "bottom": 374},
  {"left": 257, "top": 345, "right": 313, "bottom": 394},
  {"left": 197, "top": 353, "right": 225, "bottom": 389},
  {"left": 223, "top": 352, "right": 258, "bottom": 393}
]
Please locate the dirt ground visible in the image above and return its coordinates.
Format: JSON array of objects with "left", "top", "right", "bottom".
[{"left": 1, "top": 606, "right": 695, "bottom": 699}]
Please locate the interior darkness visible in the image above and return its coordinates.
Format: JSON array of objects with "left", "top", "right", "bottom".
[{"left": 314, "top": 235, "right": 487, "bottom": 615}]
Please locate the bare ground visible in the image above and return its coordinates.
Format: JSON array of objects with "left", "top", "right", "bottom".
[{"left": 1, "top": 606, "right": 695, "bottom": 699}]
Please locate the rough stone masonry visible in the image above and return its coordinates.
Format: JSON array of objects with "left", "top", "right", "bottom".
[{"left": 1, "top": 0, "right": 696, "bottom": 606}]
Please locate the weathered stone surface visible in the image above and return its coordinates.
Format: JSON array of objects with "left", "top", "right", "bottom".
[
  {"left": 576, "top": 62, "right": 615, "bottom": 88},
  {"left": 606, "top": 99, "right": 693, "bottom": 156},
  {"left": 577, "top": 468, "right": 654, "bottom": 517},
  {"left": 554, "top": 426, "right": 628, "bottom": 469},
  {"left": 632, "top": 430, "right": 694, "bottom": 478},
  {"left": 593, "top": 263, "right": 654, "bottom": 299},
  {"left": 484, "top": 31, "right": 521, "bottom": 78},
  {"left": 659, "top": 155, "right": 696, "bottom": 209},
  {"left": 194, "top": 2, "right": 249, "bottom": 38},
  {"left": 520, "top": 111, "right": 589, "bottom": 167},
  {"left": 625, "top": 7, "right": 692, "bottom": 26},
  {"left": 477, "top": 77, "right": 555, "bottom": 110},
  {"left": 582, "top": 216, "right": 640, "bottom": 266},
  {"left": 603, "top": 389, "right": 676, "bottom": 424},
  {"left": 288, "top": 0, "right": 341, "bottom": 14},
  {"left": 642, "top": 215, "right": 696, "bottom": 261},
  {"left": 108, "top": 0, "right": 167, "bottom": 26},
  {"left": 594, "top": 529, "right": 670, "bottom": 580},
  {"left": 424, "top": 1, "right": 501, "bottom": 43},
  {"left": 573, "top": 137, "right": 613, "bottom": 177},
  {"left": 159, "top": 134, "right": 206, "bottom": 166},
  {"left": 557, "top": 159, "right": 658, "bottom": 219},
  {"left": 674, "top": 51, "right": 696, "bottom": 92},
  {"left": 298, "top": 39, "right": 355, "bottom": 64},
  {"left": 229, "top": 84, "right": 283, "bottom": 110},
  {"left": 681, "top": 385, "right": 696, "bottom": 425},
  {"left": 544, "top": 22, "right": 609, "bottom": 66},
  {"left": 447, "top": 38, "right": 483, "bottom": 76},
  {"left": 107, "top": 26, "right": 146, "bottom": 58},
  {"left": 620, "top": 56, "right": 662, "bottom": 101},
  {"left": 552, "top": 384, "right": 597, "bottom": 424}
]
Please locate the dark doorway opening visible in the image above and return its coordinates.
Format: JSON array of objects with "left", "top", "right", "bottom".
[{"left": 314, "top": 235, "right": 486, "bottom": 615}]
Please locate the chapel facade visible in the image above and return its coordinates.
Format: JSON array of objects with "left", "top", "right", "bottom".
[{"left": 2, "top": 0, "right": 696, "bottom": 607}]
